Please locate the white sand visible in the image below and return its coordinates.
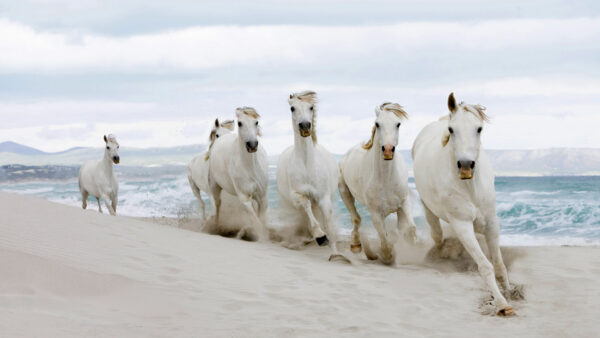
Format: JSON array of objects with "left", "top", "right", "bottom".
[{"left": 1, "top": 192, "right": 599, "bottom": 337}]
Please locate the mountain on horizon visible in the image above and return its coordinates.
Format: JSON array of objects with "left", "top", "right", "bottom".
[
  {"left": 0, "top": 141, "right": 46, "bottom": 155},
  {"left": 0, "top": 141, "right": 598, "bottom": 175}
]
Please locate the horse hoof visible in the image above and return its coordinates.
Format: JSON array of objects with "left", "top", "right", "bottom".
[
  {"left": 329, "top": 254, "right": 351, "bottom": 264},
  {"left": 497, "top": 307, "right": 515, "bottom": 317},
  {"left": 350, "top": 243, "right": 362, "bottom": 253},
  {"left": 316, "top": 235, "right": 329, "bottom": 246}
]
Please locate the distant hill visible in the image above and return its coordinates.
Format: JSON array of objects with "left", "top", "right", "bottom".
[
  {"left": 0, "top": 141, "right": 598, "bottom": 175},
  {"left": 0, "top": 141, "right": 46, "bottom": 155}
]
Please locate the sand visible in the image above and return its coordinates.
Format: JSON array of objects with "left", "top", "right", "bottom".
[{"left": 1, "top": 192, "right": 599, "bottom": 337}]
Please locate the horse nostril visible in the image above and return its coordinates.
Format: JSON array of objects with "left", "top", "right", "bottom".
[
  {"left": 381, "top": 146, "right": 385, "bottom": 152},
  {"left": 470, "top": 161, "right": 476, "bottom": 169},
  {"left": 299, "top": 121, "right": 311, "bottom": 130},
  {"left": 457, "top": 161, "right": 461, "bottom": 169},
  {"left": 391, "top": 146, "right": 395, "bottom": 152}
]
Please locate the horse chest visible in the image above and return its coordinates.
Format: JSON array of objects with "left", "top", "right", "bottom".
[{"left": 365, "top": 181, "right": 404, "bottom": 212}]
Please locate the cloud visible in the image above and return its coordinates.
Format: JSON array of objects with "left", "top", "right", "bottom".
[
  {"left": 0, "top": 18, "right": 598, "bottom": 76},
  {"left": 1, "top": 14, "right": 599, "bottom": 152}
]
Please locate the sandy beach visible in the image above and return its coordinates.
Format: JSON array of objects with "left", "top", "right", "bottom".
[{"left": 1, "top": 191, "right": 599, "bottom": 337}]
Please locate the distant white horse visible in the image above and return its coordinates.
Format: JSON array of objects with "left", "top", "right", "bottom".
[
  {"left": 209, "top": 107, "right": 269, "bottom": 239},
  {"left": 276, "top": 91, "right": 345, "bottom": 260},
  {"left": 339, "top": 102, "right": 417, "bottom": 264},
  {"left": 79, "top": 134, "right": 120, "bottom": 215},
  {"left": 187, "top": 118, "right": 234, "bottom": 220},
  {"left": 412, "top": 93, "right": 514, "bottom": 316}
]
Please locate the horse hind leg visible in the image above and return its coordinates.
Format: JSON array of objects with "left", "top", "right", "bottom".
[
  {"left": 81, "top": 190, "right": 89, "bottom": 209},
  {"left": 423, "top": 201, "right": 443, "bottom": 245},
  {"left": 338, "top": 178, "right": 362, "bottom": 253},
  {"left": 397, "top": 198, "right": 417, "bottom": 244},
  {"left": 188, "top": 176, "right": 206, "bottom": 220},
  {"left": 96, "top": 197, "right": 103, "bottom": 213}
]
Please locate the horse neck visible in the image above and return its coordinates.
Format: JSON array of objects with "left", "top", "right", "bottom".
[
  {"left": 370, "top": 138, "right": 396, "bottom": 181},
  {"left": 293, "top": 131, "right": 316, "bottom": 164},
  {"left": 103, "top": 151, "right": 114, "bottom": 174}
]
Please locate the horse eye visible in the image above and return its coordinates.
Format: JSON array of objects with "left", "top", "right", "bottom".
[
  {"left": 216, "top": 134, "right": 219, "bottom": 138},
  {"left": 106, "top": 146, "right": 109, "bottom": 150},
  {"left": 290, "top": 107, "right": 295, "bottom": 113},
  {"left": 477, "top": 127, "right": 482, "bottom": 133},
  {"left": 448, "top": 127, "right": 454, "bottom": 134},
  {"left": 396, "top": 123, "right": 401, "bottom": 128},
  {"left": 255, "top": 121, "right": 258, "bottom": 126},
  {"left": 375, "top": 122, "right": 380, "bottom": 128},
  {"left": 310, "top": 106, "right": 314, "bottom": 111},
  {"left": 238, "top": 122, "right": 242, "bottom": 127}
]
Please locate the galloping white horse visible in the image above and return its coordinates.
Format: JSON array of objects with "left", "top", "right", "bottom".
[
  {"left": 187, "top": 118, "right": 234, "bottom": 220},
  {"left": 412, "top": 93, "right": 514, "bottom": 316},
  {"left": 276, "top": 91, "right": 344, "bottom": 260},
  {"left": 79, "top": 134, "right": 120, "bottom": 215},
  {"left": 338, "top": 102, "right": 417, "bottom": 264},
  {"left": 209, "top": 107, "right": 269, "bottom": 239}
]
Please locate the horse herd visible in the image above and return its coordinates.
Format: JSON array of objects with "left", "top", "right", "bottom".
[{"left": 78, "top": 91, "right": 515, "bottom": 316}]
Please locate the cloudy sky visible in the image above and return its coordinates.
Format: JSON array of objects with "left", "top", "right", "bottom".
[{"left": 1, "top": 0, "right": 599, "bottom": 153}]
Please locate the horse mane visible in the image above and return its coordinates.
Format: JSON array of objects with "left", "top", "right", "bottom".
[
  {"left": 220, "top": 119, "right": 235, "bottom": 130},
  {"left": 363, "top": 102, "right": 407, "bottom": 150},
  {"left": 378, "top": 102, "right": 408, "bottom": 119},
  {"left": 236, "top": 107, "right": 260, "bottom": 119},
  {"left": 290, "top": 90, "right": 318, "bottom": 143},
  {"left": 205, "top": 119, "right": 235, "bottom": 161},
  {"left": 362, "top": 125, "right": 377, "bottom": 150},
  {"left": 459, "top": 102, "right": 490, "bottom": 122}
]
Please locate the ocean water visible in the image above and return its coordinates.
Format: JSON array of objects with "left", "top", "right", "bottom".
[{"left": 1, "top": 169, "right": 599, "bottom": 246}]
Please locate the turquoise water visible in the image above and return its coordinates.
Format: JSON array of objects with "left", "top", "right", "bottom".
[{"left": 2, "top": 172, "right": 599, "bottom": 246}]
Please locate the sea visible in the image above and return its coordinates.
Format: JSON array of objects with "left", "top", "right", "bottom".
[{"left": 1, "top": 167, "right": 599, "bottom": 246}]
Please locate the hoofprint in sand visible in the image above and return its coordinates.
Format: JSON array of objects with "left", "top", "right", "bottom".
[{"left": 1, "top": 192, "right": 599, "bottom": 337}]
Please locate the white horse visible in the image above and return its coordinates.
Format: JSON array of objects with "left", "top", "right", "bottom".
[
  {"left": 79, "top": 134, "right": 120, "bottom": 215},
  {"left": 276, "top": 91, "right": 345, "bottom": 261},
  {"left": 209, "top": 107, "right": 269, "bottom": 239},
  {"left": 187, "top": 118, "right": 234, "bottom": 220},
  {"left": 412, "top": 93, "right": 514, "bottom": 316},
  {"left": 338, "top": 103, "right": 417, "bottom": 265}
]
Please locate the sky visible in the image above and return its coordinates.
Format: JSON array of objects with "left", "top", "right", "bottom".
[{"left": 1, "top": 0, "right": 599, "bottom": 154}]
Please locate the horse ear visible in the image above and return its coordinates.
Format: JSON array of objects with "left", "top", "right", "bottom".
[
  {"left": 448, "top": 92, "right": 457, "bottom": 113},
  {"left": 214, "top": 118, "right": 219, "bottom": 127},
  {"left": 103, "top": 135, "right": 107, "bottom": 143}
]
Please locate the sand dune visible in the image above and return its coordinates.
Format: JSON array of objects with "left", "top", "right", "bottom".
[{"left": 0, "top": 192, "right": 599, "bottom": 337}]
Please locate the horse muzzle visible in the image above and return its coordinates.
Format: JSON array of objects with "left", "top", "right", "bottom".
[
  {"left": 113, "top": 156, "right": 120, "bottom": 164},
  {"left": 457, "top": 160, "right": 475, "bottom": 180},
  {"left": 382, "top": 145, "right": 395, "bottom": 161},
  {"left": 459, "top": 168, "right": 473, "bottom": 180},
  {"left": 298, "top": 121, "right": 312, "bottom": 137},
  {"left": 299, "top": 129, "right": 311, "bottom": 137},
  {"left": 245, "top": 141, "right": 258, "bottom": 153}
]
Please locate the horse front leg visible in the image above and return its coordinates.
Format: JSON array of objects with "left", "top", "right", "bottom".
[
  {"left": 452, "top": 219, "right": 513, "bottom": 316},
  {"left": 237, "top": 194, "right": 267, "bottom": 241},
  {"left": 101, "top": 193, "right": 116, "bottom": 216},
  {"left": 292, "top": 192, "right": 328, "bottom": 246},
  {"left": 370, "top": 211, "right": 394, "bottom": 265},
  {"left": 338, "top": 178, "right": 362, "bottom": 253},
  {"left": 209, "top": 183, "right": 222, "bottom": 225},
  {"left": 483, "top": 216, "right": 511, "bottom": 292},
  {"left": 397, "top": 198, "right": 417, "bottom": 244}
]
